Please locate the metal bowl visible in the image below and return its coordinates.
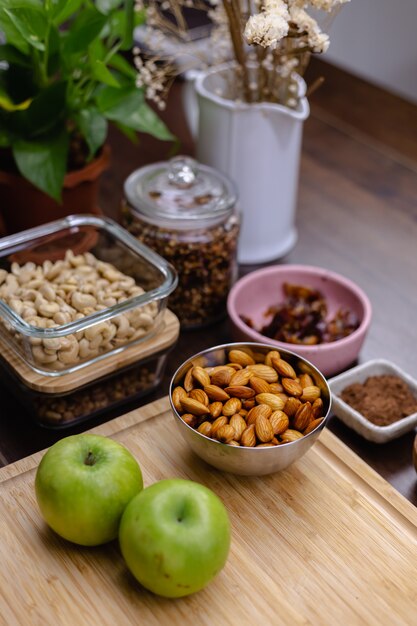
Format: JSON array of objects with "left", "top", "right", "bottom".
[{"left": 169, "top": 342, "right": 332, "bottom": 476}]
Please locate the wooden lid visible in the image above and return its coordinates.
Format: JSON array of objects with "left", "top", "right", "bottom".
[{"left": 0, "top": 309, "right": 180, "bottom": 394}]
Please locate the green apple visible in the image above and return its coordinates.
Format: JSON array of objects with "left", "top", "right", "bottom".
[
  {"left": 35, "top": 434, "right": 143, "bottom": 546},
  {"left": 119, "top": 478, "right": 231, "bottom": 598}
]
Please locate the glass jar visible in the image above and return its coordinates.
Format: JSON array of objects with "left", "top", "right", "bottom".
[{"left": 122, "top": 156, "right": 240, "bottom": 328}]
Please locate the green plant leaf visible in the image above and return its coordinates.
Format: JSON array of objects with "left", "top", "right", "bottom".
[
  {"left": 51, "top": 0, "right": 83, "bottom": 25},
  {"left": 13, "top": 130, "right": 69, "bottom": 201},
  {"left": 0, "top": 127, "right": 11, "bottom": 147},
  {"left": 95, "top": 0, "right": 122, "bottom": 13},
  {"left": 96, "top": 84, "right": 174, "bottom": 141},
  {"left": 74, "top": 107, "right": 107, "bottom": 157},
  {"left": 62, "top": 8, "right": 107, "bottom": 56},
  {"left": 91, "top": 60, "right": 120, "bottom": 87},
  {"left": 108, "top": 52, "right": 136, "bottom": 79},
  {"left": 114, "top": 121, "right": 137, "bottom": 143},
  {"left": 120, "top": 0, "right": 134, "bottom": 51},
  {"left": 26, "top": 81, "right": 67, "bottom": 138},
  {"left": 132, "top": 101, "right": 174, "bottom": 141},
  {"left": 0, "top": 44, "right": 30, "bottom": 67},
  {"left": 4, "top": 7, "right": 47, "bottom": 51},
  {"left": 0, "top": 10, "right": 29, "bottom": 53},
  {"left": 96, "top": 84, "right": 142, "bottom": 117}
]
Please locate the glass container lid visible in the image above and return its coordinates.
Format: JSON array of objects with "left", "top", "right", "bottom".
[{"left": 124, "top": 156, "right": 237, "bottom": 229}]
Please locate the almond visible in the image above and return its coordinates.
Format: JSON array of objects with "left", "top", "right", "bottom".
[
  {"left": 269, "top": 410, "right": 289, "bottom": 435},
  {"left": 301, "top": 385, "right": 321, "bottom": 403},
  {"left": 299, "top": 373, "right": 314, "bottom": 389},
  {"left": 304, "top": 417, "right": 324, "bottom": 435},
  {"left": 283, "top": 396, "right": 302, "bottom": 417},
  {"left": 242, "top": 398, "right": 256, "bottom": 410},
  {"left": 269, "top": 382, "right": 284, "bottom": 394},
  {"left": 229, "top": 368, "right": 252, "bottom": 387},
  {"left": 197, "top": 421, "right": 212, "bottom": 437},
  {"left": 181, "top": 413, "right": 197, "bottom": 427},
  {"left": 255, "top": 415, "right": 274, "bottom": 442},
  {"left": 223, "top": 397, "right": 242, "bottom": 416},
  {"left": 209, "top": 401, "right": 223, "bottom": 419},
  {"left": 293, "top": 402, "right": 312, "bottom": 431},
  {"left": 210, "top": 367, "right": 234, "bottom": 387},
  {"left": 211, "top": 416, "right": 229, "bottom": 438},
  {"left": 224, "top": 385, "right": 255, "bottom": 399},
  {"left": 192, "top": 366, "right": 211, "bottom": 388},
  {"left": 265, "top": 350, "right": 281, "bottom": 367},
  {"left": 228, "top": 349, "right": 255, "bottom": 366},
  {"left": 172, "top": 386, "right": 187, "bottom": 412},
  {"left": 249, "top": 376, "right": 271, "bottom": 394},
  {"left": 241, "top": 424, "right": 256, "bottom": 447},
  {"left": 282, "top": 378, "right": 303, "bottom": 397},
  {"left": 256, "top": 443, "right": 275, "bottom": 448},
  {"left": 226, "top": 362, "right": 243, "bottom": 370},
  {"left": 189, "top": 389, "right": 209, "bottom": 406},
  {"left": 239, "top": 408, "right": 248, "bottom": 418},
  {"left": 204, "top": 384, "right": 230, "bottom": 402},
  {"left": 229, "top": 414, "right": 247, "bottom": 441},
  {"left": 228, "top": 440, "right": 240, "bottom": 447},
  {"left": 216, "top": 424, "right": 235, "bottom": 443},
  {"left": 255, "top": 393, "right": 285, "bottom": 411},
  {"left": 246, "top": 364, "right": 278, "bottom": 383},
  {"left": 184, "top": 367, "right": 194, "bottom": 392},
  {"left": 311, "top": 397, "right": 324, "bottom": 419},
  {"left": 253, "top": 351, "right": 267, "bottom": 363},
  {"left": 271, "top": 357, "right": 296, "bottom": 379},
  {"left": 247, "top": 404, "right": 272, "bottom": 426},
  {"left": 181, "top": 397, "right": 210, "bottom": 416},
  {"left": 271, "top": 437, "right": 280, "bottom": 445},
  {"left": 280, "top": 429, "right": 304, "bottom": 443}
]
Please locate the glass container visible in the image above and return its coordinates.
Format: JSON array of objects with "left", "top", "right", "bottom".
[
  {"left": 122, "top": 156, "right": 240, "bottom": 328},
  {"left": 0, "top": 215, "right": 177, "bottom": 375}
]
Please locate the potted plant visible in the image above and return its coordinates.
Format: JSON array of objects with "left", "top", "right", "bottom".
[
  {"left": 0, "top": 0, "right": 173, "bottom": 234},
  {"left": 136, "top": 0, "right": 350, "bottom": 263}
]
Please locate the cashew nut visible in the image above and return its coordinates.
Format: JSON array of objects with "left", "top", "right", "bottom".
[
  {"left": 38, "top": 301, "right": 60, "bottom": 318},
  {"left": 0, "top": 250, "right": 158, "bottom": 370},
  {"left": 71, "top": 292, "right": 97, "bottom": 312},
  {"left": 114, "top": 315, "right": 131, "bottom": 338},
  {"left": 58, "top": 335, "right": 79, "bottom": 364},
  {"left": 32, "top": 346, "right": 59, "bottom": 364}
]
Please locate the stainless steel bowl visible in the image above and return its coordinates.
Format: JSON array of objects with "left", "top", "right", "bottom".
[{"left": 169, "top": 342, "right": 332, "bottom": 476}]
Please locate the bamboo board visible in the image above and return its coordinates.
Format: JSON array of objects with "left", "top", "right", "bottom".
[
  {"left": 0, "top": 309, "right": 179, "bottom": 393},
  {"left": 1, "top": 397, "right": 416, "bottom": 626}
]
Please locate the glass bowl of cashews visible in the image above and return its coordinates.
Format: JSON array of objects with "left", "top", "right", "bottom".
[
  {"left": 170, "top": 342, "right": 331, "bottom": 475},
  {"left": 0, "top": 215, "right": 177, "bottom": 375}
]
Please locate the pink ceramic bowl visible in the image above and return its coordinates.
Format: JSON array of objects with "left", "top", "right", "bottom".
[{"left": 227, "top": 265, "right": 372, "bottom": 377}]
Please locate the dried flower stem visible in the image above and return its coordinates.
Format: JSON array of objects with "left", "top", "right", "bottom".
[{"left": 223, "top": 0, "right": 252, "bottom": 102}]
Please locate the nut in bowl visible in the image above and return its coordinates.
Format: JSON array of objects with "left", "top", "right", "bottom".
[
  {"left": 227, "top": 265, "right": 372, "bottom": 377},
  {"left": 170, "top": 343, "right": 331, "bottom": 476}
]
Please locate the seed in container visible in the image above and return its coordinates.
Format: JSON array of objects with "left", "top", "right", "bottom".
[{"left": 171, "top": 348, "right": 325, "bottom": 447}]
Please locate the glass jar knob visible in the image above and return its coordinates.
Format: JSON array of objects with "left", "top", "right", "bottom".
[{"left": 168, "top": 156, "right": 198, "bottom": 189}]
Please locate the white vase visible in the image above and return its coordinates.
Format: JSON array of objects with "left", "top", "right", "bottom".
[{"left": 184, "top": 63, "right": 310, "bottom": 264}]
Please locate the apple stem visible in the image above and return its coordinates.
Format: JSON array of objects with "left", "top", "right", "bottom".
[{"left": 84, "top": 451, "right": 96, "bottom": 466}]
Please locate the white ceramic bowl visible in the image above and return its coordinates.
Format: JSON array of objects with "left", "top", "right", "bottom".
[{"left": 329, "top": 359, "right": 417, "bottom": 443}]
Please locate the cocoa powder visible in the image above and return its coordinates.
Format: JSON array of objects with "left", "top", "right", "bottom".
[{"left": 340, "top": 375, "right": 417, "bottom": 426}]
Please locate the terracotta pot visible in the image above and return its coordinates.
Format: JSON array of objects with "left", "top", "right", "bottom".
[{"left": 0, "top": 145, "right": 110, "bottom": 235}]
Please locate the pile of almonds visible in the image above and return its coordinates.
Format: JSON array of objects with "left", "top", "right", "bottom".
[{"left": 172, "top": 348, "right": 325, "bottom": 447}]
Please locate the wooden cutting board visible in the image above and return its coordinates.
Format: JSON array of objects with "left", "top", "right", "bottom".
[{"left": 1, "top": 397, "right": 416, "bottom": 626}]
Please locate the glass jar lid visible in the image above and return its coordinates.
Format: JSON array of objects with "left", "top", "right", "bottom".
[{"left": 124, "top": 156, "right": 237, "bottom": 229}]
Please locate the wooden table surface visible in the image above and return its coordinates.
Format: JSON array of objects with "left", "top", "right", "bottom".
[{"left": 1, "top": 60, "right": 416, "bottom": 505}]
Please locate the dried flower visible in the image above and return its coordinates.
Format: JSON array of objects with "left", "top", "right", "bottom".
[{"left": 136, "top": 0, "right": 350, "bottom": 106}]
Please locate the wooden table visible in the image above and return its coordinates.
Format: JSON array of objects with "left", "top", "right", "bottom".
[{"left": 0, "top": 60, "right": 416, "bottom": 506}]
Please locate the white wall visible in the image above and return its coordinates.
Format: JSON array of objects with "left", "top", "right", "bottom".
[{"left": 323, "top": 0, "right": 417, "bottom": 104}]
